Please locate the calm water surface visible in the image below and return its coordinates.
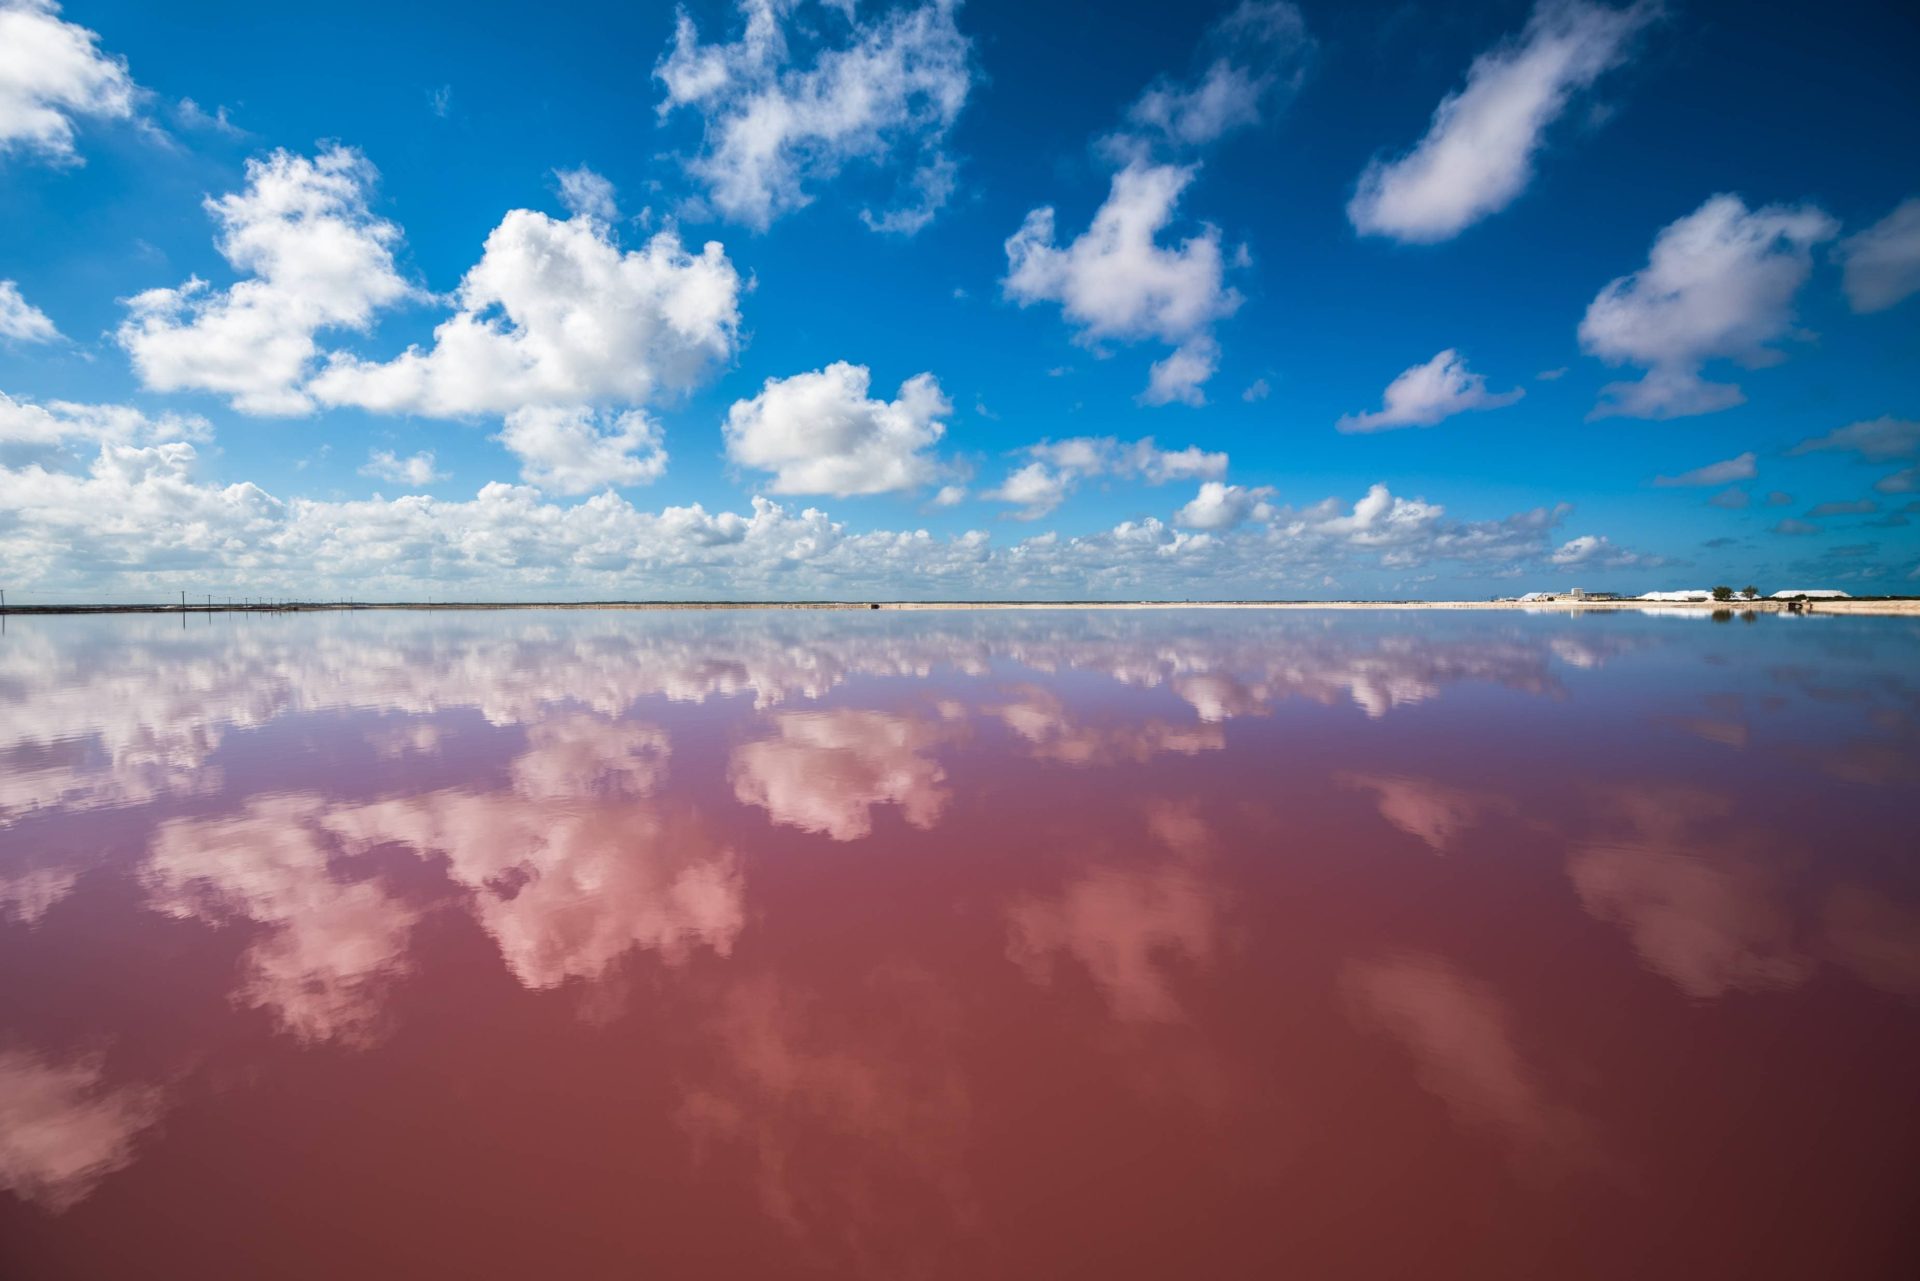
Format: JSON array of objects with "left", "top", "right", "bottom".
[{"left": 3, "top": 608, "right": 1918, "bottom": 1278}]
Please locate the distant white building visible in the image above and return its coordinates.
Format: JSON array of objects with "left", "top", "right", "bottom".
[
  {"left": 1638, "top": 589, "right": 1713, "bottom": 602},
  {"left": 1769, "top": 589, "right": 1851, "bottom": 599},
  {"left": 1517, "top": 591, "right": 1556, "bottom": 602}
]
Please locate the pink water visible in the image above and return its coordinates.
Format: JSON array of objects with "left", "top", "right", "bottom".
[{"left": 3, "top": 608, "right": 1917, "bottom": 1278}]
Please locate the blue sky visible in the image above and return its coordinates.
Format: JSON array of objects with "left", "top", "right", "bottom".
[{"left": 0, "top": 0, "right": 1916, "bottom": 600}]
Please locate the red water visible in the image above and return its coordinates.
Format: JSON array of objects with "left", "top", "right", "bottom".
[{"left": 3, "top": 609, "right": 1918, "bottom": 1278}]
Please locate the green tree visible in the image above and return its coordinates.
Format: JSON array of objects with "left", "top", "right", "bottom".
[
  {"left": 1712, "top": 585, "right": 1733, "bottom": 601},
  {"left": 1742, "top": 584, "right": 1758, "bottom": 598}
]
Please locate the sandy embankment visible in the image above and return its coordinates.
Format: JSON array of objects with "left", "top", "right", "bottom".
[{"left": 7, "top": 598, "right": 1920, "bottom": 617}]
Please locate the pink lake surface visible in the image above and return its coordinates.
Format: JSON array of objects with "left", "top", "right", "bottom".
[{"left": 2, "top": 607, "right": 1918, "bottom": 1279}]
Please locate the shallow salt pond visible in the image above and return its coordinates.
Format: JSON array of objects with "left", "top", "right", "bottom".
[{"left": 3, "top": 607, "right": 1918, "bottom": 1278}]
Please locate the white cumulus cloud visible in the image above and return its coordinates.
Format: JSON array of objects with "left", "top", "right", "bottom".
[
  {"left": 0, "top": 1048, "right": 164, "bottom": 1212},
  {"left": 0, "top": 280, "right": 59, "bottom": 343},
  {"left": 1578, "top": 193, "right": 1837, "bottom": 420},
  {"left": 1175, "top": 481, "right": 1273, "bottom": 530},
  {"left": 1004, "top": 162, "right": 1241, "bottom": 405},
  {"left": 1336, "top": 349, "right": 1523, "bottom": 433},
  {"left": 1838, "top": 196, "right": 1920, "bottom": 314},
  {"left": 0, "top": 0, "right": 137, "bottom": 163},
  {"left": 0, "top": 438, "right": 284, "bottom": 584},
  {"left": 1348, "top": 0, "right": 1656, "bottom": 242},
  {"left": 0, "top": 436, "right": 1588, "bottom": 600},
  {"left": 1652, "top": 451, "right": 1756, "bottom": 487},
  {"left": 497, "top": 405, "right": 668, "bottom": 495},
  {"left": 1115, "top": 1, "right": 1313, "bottom": 153},
  {"left": 554, "top": 165, "right": 618, "bottom": 223},
  {"left": 655, "top": 0, "right": 973, "bottom": 233},
  {"left": 311, "top": 201, "right": 740, "bottom": 421},
  {"left": 1550, "top": 533, "right": 1653, "bottom": 568},
  {"left": 724, "top": 361, "right": 949, "bottom": 497},
  {"left": 117, "top": 146, "right": 417, "bottom": 415},
  {"left": 987, "top": 436, "right": 1228, "bottom": 518},
  {"left": 0, "top": 389, "right": 208, "bottom": 468},
  {"left": 1789, "top": 416, "right": 1919, "bottom": 462},
  {"left": 986, "top": 461, "right": 1072, "bottom": 520},
  {"left": 359, "top": 449, "right": 446, "bottom": 488}
]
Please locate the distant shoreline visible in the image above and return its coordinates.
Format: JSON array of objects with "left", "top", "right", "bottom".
[{"left": 7, "top": 598, "right": 1919, "bottom": 617}]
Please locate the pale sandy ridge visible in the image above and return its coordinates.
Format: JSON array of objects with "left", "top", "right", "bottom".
[{"left": 7, "top": 599, "right": 1919, "bottom": 617}]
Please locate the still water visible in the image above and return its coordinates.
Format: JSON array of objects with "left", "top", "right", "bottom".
[{"left": 2, "top": 607, "right": 1917, "bottom": 1278}]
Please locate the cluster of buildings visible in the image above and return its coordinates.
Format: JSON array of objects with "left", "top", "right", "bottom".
[{"left": 1508, "top": 588, "right": 1852, "bottom": 604}]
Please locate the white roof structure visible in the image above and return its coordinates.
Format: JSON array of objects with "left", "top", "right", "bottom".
[
  {"left": 1769, "top": 589, "right": 1851, "bottom": 599},
  {"left": 1638, "top": 589, "right": 1713, "bottom": 601}
]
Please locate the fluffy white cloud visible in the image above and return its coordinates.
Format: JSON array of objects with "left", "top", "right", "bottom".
[
  {"left": 0, "top": 280, "right": 59, "bottom": 342},
  {"left": 1143, "top": 335, "right": 1220, "bottom": 408},
  {"left": 1348, "top": 0, "right": 1655, "bottom": 242},
  {"left": 1263, "top": 482, "right": 1569, "bottom": 571},
  {"left": 0, "top": 389, "right": 208, "bottom": 467},
  {"left": 1839, "top": 197, "right": 1920, "bottom": 314},
  {"left": 311, "top": 204, "right": 740, "bottom": 419},
  {"left": 1341, "top": 773, "right": 1508, "bottom": 855},
  {"left": 986, "top": 435, "right": 1228, "bottom": 518},
  {"left": 1551, "top": 534, "right": 1605, "bottom": 564},
  {"left": 1034, "top": 435, "right": 1227, "bottom": 483},
  {"left": 1579, "top": 193, "right": 1838, "bottom": 419},
  {"left": 1175, "top": 480, "right": 1273, "bottom": 530},
  {"left": 147, "top": 796, "right": 424, "bottom": 1044},
  {"left": 1314, "top": 483, "right": 1440, "bottom": 543},
  {"left": 328, "top": 733, "right": 741, "bottom": 990},
  {"left": 1336, "top": 349, "right": 1523, "bottom": 433},
  {"left": 359, "top": 449, "right": 446, "bottom": 488},
  {"left": 0, "top": 406, "right": 1578, "bottom": 601},
  {"left": 1873, "top": 468, "right": 1916, "bottom": 495},
  {"left": 1805, "top": 499, "right": 1877, "bottom": 518},
  {"left": 1004, "top": 162, "right": 1241, "bottom": 405},
  {"left": 1549, "top": 533, "right": 1653, "bottom": 568},
  {"left": 723, "top": 361, "right": 948, "bottom": 497},
  {"left": 1005, "top": 7, "right": 1306, "bottom": 404},
  {"left": 0, "top": 1049, "right": 164, "bottom": 1212},
  {"left": 0, "top": 0, "right": 136, "bottom": 162},
  {"left": 730, "top": 708, "right": 950, "bottom": 840},
  {"left": 554, "top": 164, "right": 618, "bottom": 223},
  {"left": 655, "top": 0, "right": 973, "bottom": 232},
  {"left": 172, "top": 96, "right": 240, "bottom": 136},
  {"left": 1789, "top": 416, "right": 1919, "bottom": 462},
  {"left": 985, "top": 461, "right": 1070, "bottom": 520},
  {"left": 990, "top": 686, "right": 1224, "bottom": 766},
  {"left": 117, "top": 146, "right": 417, "bottom": 415},
  {"left": 1006, "top": 836, "right": 1223, "bottom": 1021},
  {"left": 0, "top": 438, "right": 281, "bottom": 584},
  {"left": 1115, "top": 1, "right": 1312, "bottom": 152},
  {"left": 1651, "top": 452, "right": 1755, "bottom": 487},
  {"left": 1565, "top": 789, "right": 1844, "bottom": 1000},
  {"left": 496, "top": 405, "right": 667, "bottom": 495},
  {"left": 1343, "top": 952, "right": 1592, "bottom": 1161}
]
